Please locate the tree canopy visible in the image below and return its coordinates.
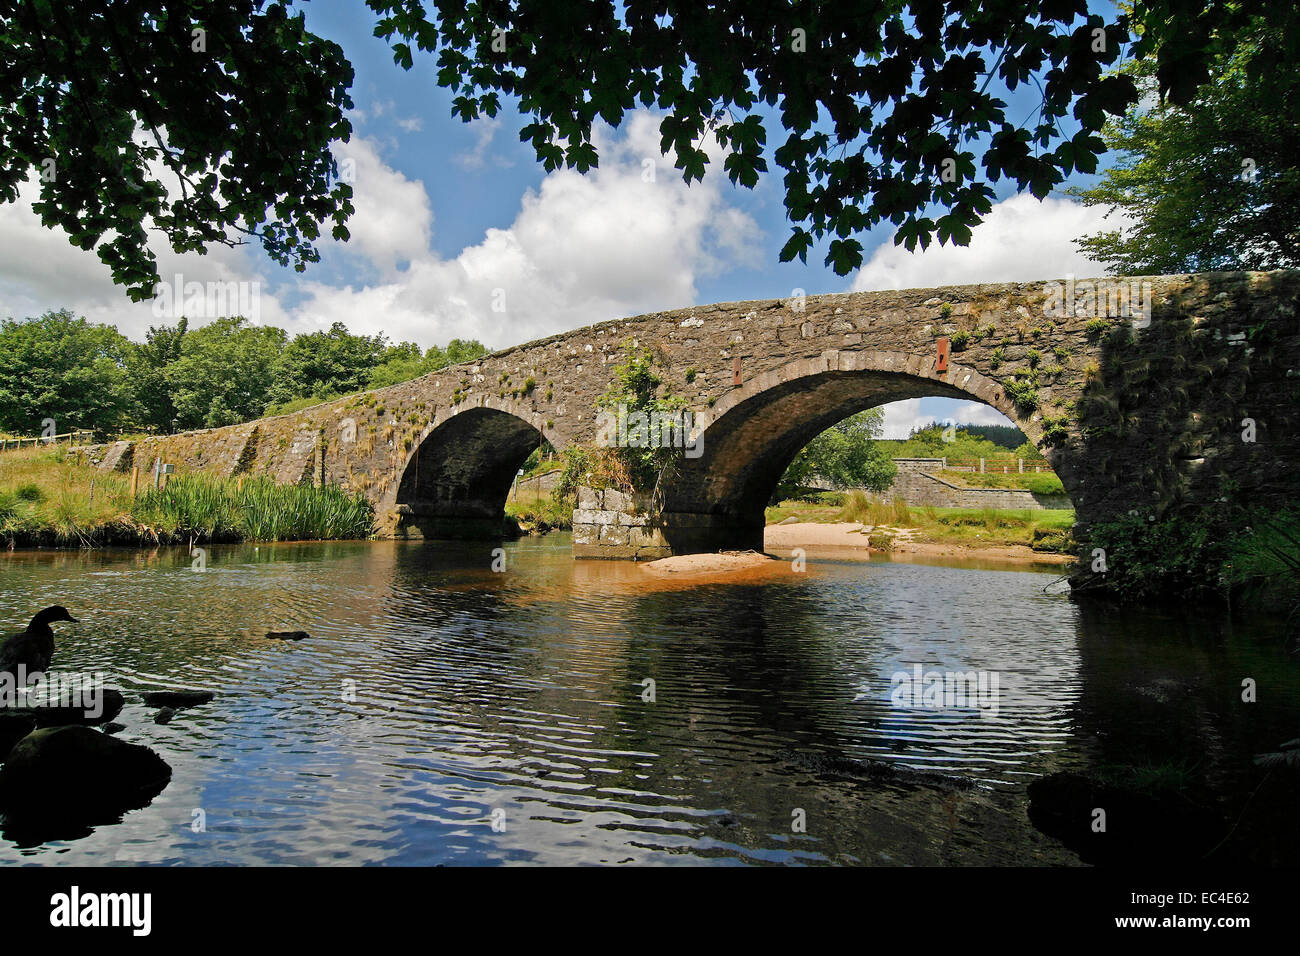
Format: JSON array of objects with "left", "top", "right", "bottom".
[
  {"left": 3, "top": 1, "right": 1296, "bottom": 294},
  {"left": 0, "top": 310, "right": 137, "bottom": 437},
  {"left": 776, "top": 409, "right": 896, "bottom": 500},
  {"left": 0, "top": 1, "right": 356, "bottom": 299},
  {"left": 0, "top": 309, "right": 486, "bottom": 438},
  {"left": 1071, "top": 22, "right": 1299, "bottom": 274}
]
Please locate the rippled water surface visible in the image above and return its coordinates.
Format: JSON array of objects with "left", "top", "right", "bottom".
[{"left": 0, "top": 537, "right": 1294, "bottom": 865}]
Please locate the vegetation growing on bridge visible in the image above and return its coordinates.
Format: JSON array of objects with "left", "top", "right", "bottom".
[{"left": 554, "top": 341, "right": 692, "bottom": 508}]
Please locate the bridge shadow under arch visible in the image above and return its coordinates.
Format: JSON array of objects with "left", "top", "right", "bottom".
[
  {"left": 661, "top": 353, "right": 1077, "bottom": 553},
  {"left": 395, "top": 405, "right": 546, "bottom": 538}
]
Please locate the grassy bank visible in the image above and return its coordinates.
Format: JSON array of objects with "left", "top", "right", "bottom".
[
  {"left": 935, "top": 469, "right": 1066, "bottom": 496},
  {"left": 504, "top": 487, "right": 573, "bottom": 533},
  {"left": 0, "top": 446, "right": 373, "bottom": 546},
  {"left": 766, "top": 491, "right": 1076, "bottom": 552}
]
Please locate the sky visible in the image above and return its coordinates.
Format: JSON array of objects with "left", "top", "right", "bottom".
[{"left": 0, "top": 2, "right": 1131, "bottom": 440}]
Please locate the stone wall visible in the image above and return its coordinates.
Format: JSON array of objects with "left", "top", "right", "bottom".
[{"left": 883, "top": 459, "right": 1071, "bottom": 510}]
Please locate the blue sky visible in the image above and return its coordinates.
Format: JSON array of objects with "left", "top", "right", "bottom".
[{"left": 0, "top": 2, "right": 1128, "bottom": 437}]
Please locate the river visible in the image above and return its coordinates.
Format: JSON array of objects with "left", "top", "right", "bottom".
[{"left": 0, "top": 536, "right": 1294, "bottom": 865}]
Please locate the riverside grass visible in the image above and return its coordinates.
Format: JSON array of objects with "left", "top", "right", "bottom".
[{"left": 0, "top": 445, "right": 373, "bottom": 546}]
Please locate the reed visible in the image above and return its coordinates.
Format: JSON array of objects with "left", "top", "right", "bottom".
[
  {"left": 1, "top": 446, "right": 373, "bottom": 545},
  {"left": 135, "top": 473, "right": 373, "bottom": 542}
]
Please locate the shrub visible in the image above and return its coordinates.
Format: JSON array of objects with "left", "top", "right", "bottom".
[
  {"left": 1004, "top": 378, "right": 1038, "bottom": 412},
  {"left": 1083, "top": 505, "right": 1236, "bottom": 601},
  {"left": 1084, "top": 318, "right": 1110, "bottom": 338}
]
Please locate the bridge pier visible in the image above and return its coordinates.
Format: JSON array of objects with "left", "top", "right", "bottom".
[{"left": 572, "top": 487, "right": 763, "bottom": 558}]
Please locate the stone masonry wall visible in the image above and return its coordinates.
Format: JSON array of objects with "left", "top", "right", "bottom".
[
  {"left": 571, "top": 487, "right": 671, "bottom": 560},
  {"left": 884, "top": 458, "right": 1071, "bottom": 510}
]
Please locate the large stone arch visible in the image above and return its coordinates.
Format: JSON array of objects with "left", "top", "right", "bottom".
[
  {"left": 391, "top": 400, "right": 555, "bottom": 538},
  {"left": 657, "top": 351, "right": 1076, "bottom": 553}
]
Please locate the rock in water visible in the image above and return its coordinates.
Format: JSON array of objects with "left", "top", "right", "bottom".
[
  {"left": 141, "top": 690, "right": 215, "bottom": 708},
  {"left": 266, "top": 630, "right": 310, "bottom": 641},
  {"left": 0, "top": 712, "right": 36, "bottom": 760},
  {"left": 0, "top": 726, "right": 171, "bottom": 822},
  {"left": 153, "top": 706, "right": 176, "bottom": 725},
  {"left": 4, "top": 688, "right": 126, "bottom": 728},
  {"left": 1026, "top": 772, "right": 1225, "bottom": 865}
]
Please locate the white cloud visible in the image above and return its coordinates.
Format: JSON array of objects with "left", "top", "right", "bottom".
[
  {"left": 455, "top": 118, "right": 506, "bottom": 170},
  {"left": 295, "top": 112, "right": 761, "bottom": 347},
  {"left": 851, "top": 194, "right": 1129, "bottom": 292},
  {"left": 0, "top": 112, "right": 762, "bottom": 351},
  {"left": 880, "top": 398, "right": 924, "bottom": 439},
  {"left": 332, "top": 137, "right": 433, "bottom": 275}
]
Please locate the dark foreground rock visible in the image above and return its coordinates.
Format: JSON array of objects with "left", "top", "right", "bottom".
[
  {"left": 1026, "top": 772, "right": 1226, "bottom": 865},
  {"left": 266, "top": 630, "right": 310, "bottom": 641},
  {"left": 141, "top": 690, "right": 215, "bottom": 708},
  {"left": 0, "top": 726, "right": 171, "bottom": 824},
  {"left": 2, "top": 689, "right": 125, "bottom": 728},
  {"left": 0, "top": 712, "right": 36, "bottom": 760}
]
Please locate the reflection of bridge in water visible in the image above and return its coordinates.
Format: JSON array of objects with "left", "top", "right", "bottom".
[{"left": 83, "top": 271, "right": 1300, "bottom": 562}]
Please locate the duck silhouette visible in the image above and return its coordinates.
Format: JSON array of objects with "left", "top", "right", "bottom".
[{"left": 0, "top": 606, "right": 77, "bottom": 679}]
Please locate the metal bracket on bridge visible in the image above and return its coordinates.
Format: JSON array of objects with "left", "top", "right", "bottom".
[{"left": 936, "top": 336, "right": 949, "bottom": 372}]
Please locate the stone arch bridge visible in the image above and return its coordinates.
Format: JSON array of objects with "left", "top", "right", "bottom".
[{"left": 85, "top": 271, "right": 1300, "bottom": 563}]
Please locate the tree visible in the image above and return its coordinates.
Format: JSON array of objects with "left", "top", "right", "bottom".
[
  {"left": 1072, "top": 25, "right": 1300, "bottom": 274},
  {"left": 165, "top": 316, "right": 286, "bottom": 428},
  {"left": 366, "top": 338, "right": 488, "bottom": 389},
  {"left": 890, "top": 422, "right": 1045, "bottom": 462},
  {"left": 128, "top": 318, "right": 188, "bottom": 432},
  {"left": 0, "top": 310, "right": 136, "bottom": 438},
  {"left": 266, "top": 322, "right": 390, "bottom": 407},
  {"left": 0, "top": 0, "right": 355, "bottom": 299},
  {"left": 370, "top": 0, "right": 1295, "bottom": 274},
  {"left": 777, "top": 409, "right": 896, "bottom": 499},
  {"left": 5, "top": 1, "right": 1296, "bottom": 289}
]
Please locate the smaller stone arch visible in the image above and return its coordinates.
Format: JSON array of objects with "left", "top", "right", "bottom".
[{"left": 391, "top": 399, "right": 555, "bottom": 538}]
